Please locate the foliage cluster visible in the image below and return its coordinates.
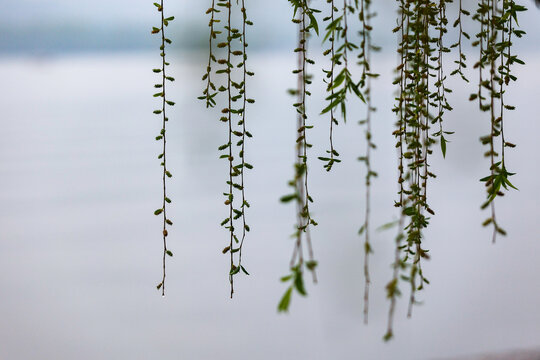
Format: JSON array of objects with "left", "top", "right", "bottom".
[{"left": 151, "top": 0, "right": 527, "bottom": 340}]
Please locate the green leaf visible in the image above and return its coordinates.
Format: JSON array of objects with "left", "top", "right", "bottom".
[
  {"left": 440, "top": 135, "right": 447, "bottom": 158},
  {"left": 294, "top": 272, "right": 307, "bottom": 296},
  {"left": 365, "top": 242, "right": 373, "bottom": 254},
  {"left": 403, "top": 207, "right": 416, "bottom": 216},
  {"left": 320, "top": 96, "right": 342, "bottom": 115},
  {"left": 280, "top": 194, "right": 298, "bottom": 203},
  {"left": 280, "top": 275, "right": 293, "bottom": 282},
  {"left": 308, "top": 12, "right": 319, "bottom": 36},
  {"left": 377, "top": 220, "right": 398, "bottom": 232},
  {"left": 358, "top": 224, "right": 366, "bottom": 235},
  {"left": 277, "top": 287, "right": 293, "bottom": 312}
]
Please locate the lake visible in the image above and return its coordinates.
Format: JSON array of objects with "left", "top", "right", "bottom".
[{"left": 0, "top": 48, "right": 539, "bottom": 359}]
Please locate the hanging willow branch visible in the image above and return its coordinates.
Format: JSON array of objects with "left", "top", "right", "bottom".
[
  {"left": 387, "top": 0, "right": 437, "bottom": 332},
  {"left": 432, "top": 0, "right": 453, "bottom": 159},
  {"left": 279, "top": 0, "right": 320, "bottom": 312},
  {"left": 201, "top": 0, "right": 218, "bottom": 108},
  {"left": 473, "top": 0, "right": 523, "bottom": 242},
  {"left": 183, "top": 0, "right": 530, "bottom": 340},
  {"left": 152, "top": 0, "right": 175, "bottom": 296},
  {"left": 450, "top": 0, "right": 470, "bottom": 83},
  {"left": 320, "top": 0, "right": 364, "bottom": 171},
  {"left": 236, "top": 0, "right": 255, "bottom": 290},
  {"left": 383, "top": 0, "right": 525, "bottom": 339},
  {"left": 385, "top": 0, "right": 409, "bottom": 340},
  {"left": 404, "top": 0, "right": 436, "bottom": 320},
  {"left": 357, "top": 0, "right": 379, "bottom": 325},
  {"left": 199, "top": 0, "right": 253, "bottom": 297}
]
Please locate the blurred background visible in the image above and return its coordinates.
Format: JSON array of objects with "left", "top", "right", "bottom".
[{"left": 1, "top": 1, "right": 539, "bottom": 359}]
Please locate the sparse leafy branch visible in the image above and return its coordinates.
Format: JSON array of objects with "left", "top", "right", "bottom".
[
  {"left": 277, "top": 264, "right": 316, "bottom": 311},
  {"left": 200, "top": 0, "right": 219, "bottom": 108},
  {"left": 472, "top": 0, "right": 524, "bottom": 242},
  {"left": 279, "top": 0, "right": 320, "bottom": 312},
  {"left": 383, "top": 220, "right": 405, "bottom": 341},
  {"left": 225, "top": 0, "right": 236, "bottom": 298},
  {"left": 152, "top": 0, "right": 175, "bottom": 296},
  {"left": 235, "top": 0, "right": 254, "bottom": 287},
  {"left": 320, "top": 0, "right": 364, "bottom": 171},
  {"left": 320, "top": 0, "right": 340, "bottom": 172},
  {"left": 357, "top": 0, "right": 379, "bottom": 325},
  {"left": 450, "top": 0, "right": 471, "bottom": 83},
  {"left": 432, "top": 0, "right": 454, "bottom": 159}
]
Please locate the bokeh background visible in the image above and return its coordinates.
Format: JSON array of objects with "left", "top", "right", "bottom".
[{"left": 1, "top": 1, "right": 539, "bottom": 359}]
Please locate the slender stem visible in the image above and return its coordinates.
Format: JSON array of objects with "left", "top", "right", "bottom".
[
  {"left": 329, "top": 0, "right": 336, "bottom": 164},
  {"left": 160, "top": 0, "right": 168, "bottom": 297},
  {"left": 488, "top": 0, "right": 497, "bottom": 243},
  {"left": 360, "top": 0, "right": 373, "bottom": 325},
  {"left": 238, "top": 0, "right": 248, "bottom": 272},
  {"left": 226, "top": 0, "right": 235, "bottom": 298},
  {"left": 292, "top": 7, "right": 305, "bottom": 271},
  {"left": 302, "top": 2, "right": 317, "bottom": 284}
]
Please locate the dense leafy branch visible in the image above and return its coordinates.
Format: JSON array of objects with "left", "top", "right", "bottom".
[{"left": 199, "top": 0, "right": 254, "bottom": 297}]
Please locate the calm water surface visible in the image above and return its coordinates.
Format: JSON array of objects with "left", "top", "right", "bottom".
[{"left": 0, "top": 50, "right": 539, "bottom": 359}]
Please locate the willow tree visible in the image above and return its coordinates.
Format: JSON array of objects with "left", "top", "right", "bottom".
[{"left": 151, "top": 0, "right": 528, "bottom": 340}]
